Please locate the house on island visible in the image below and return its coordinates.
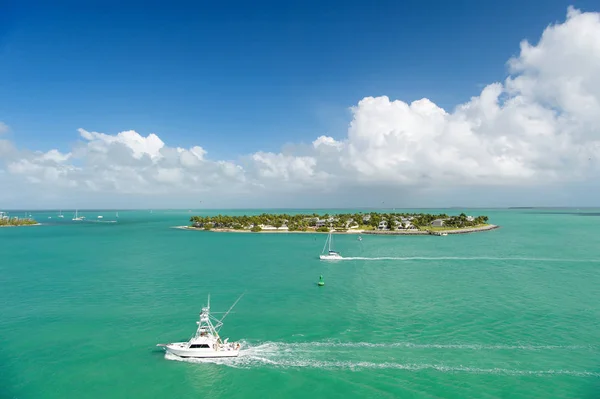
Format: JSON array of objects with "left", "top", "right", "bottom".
[
  {"left": 378, "top": 221, "right": 388, "bottom": 230},
  {"left": 315, "top": 219, "right": 328, "bottom": 228},
  {"left": 345, "top": 218, "right": 359, "bottom": 229},
  {"left": 431, "top": 219, "right": 445, "bottom": 227},
  {"left": 466, "top": 216, "right": 475, "bottom": 222},
  {"left": 391, "top": 219, "right": 416, "bottom": 230}
]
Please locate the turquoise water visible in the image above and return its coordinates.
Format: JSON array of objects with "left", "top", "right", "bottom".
[{"left": 1, "top": 209, "right": 600, "bottom": 398}]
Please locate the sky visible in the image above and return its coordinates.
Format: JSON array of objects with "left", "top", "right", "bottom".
[{"left": 1, "top": 0, "right": 600, "bottom": 208}]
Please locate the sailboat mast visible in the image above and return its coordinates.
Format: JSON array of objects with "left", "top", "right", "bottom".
[{"left": 322, "top": 233, "right": 329, "bottom": 254}]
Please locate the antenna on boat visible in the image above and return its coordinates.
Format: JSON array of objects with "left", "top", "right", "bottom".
[{"left": 214, "top": 292, "right": 245, "bottom": 332}]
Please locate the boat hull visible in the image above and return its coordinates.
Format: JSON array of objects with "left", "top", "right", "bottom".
[
  {"left": 319, "top": 254, "right": 343, "bottom": 260},
  {"left": 160, "top": 343, "right": 240, "bottom": 358}
]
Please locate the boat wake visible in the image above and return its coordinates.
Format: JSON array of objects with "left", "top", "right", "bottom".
[
  {"left": 164, "top": 340, "right": 599, "bottom": 377},
  {"left": 271, "top": 341, "right": 596, "bottom": 350},
  {"left": 334, "top": 256, "right": 600, "bottom": 262}
]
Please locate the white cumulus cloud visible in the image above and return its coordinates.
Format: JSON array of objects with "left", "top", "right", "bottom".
[{"left": 1, "top": 6, "right": 600, "bottom": 208}]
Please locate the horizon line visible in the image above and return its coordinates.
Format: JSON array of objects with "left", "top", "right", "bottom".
[{"left": 1, "top": 206, "right": 598, "bottom": 212}]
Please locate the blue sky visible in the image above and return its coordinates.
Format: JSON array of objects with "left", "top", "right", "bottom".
[
  {"left": 0, "top": 0, "right": 593, "bottom": 158},
  {"left": 1, "top": 1, "right": 600, "bottom": 208}
]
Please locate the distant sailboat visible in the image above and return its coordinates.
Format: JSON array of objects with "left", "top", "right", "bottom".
[
  {"left": 72, "top": 210, "right": 85, "bottom": 221},
  {"left": 116, "top": 212, "right": 119, "bottom": 218},
  {"left": 58, "top": 210, "right": 64, "bottom": 218}
]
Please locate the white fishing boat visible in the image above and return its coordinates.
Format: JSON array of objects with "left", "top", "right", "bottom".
[
  {"left": 320, "top": 231, "right": 342, "bottom": 260},
  {"left": 157, "top": 294, "right": 243, "bottom": 358},
  {"left": 72, "top": 210, "right": 85, "bottom": 221}
]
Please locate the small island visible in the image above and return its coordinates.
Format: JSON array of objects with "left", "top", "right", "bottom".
[
  {"left": 183, "top": 212, "right": 497, "bottom": 235},
  {"left": 0, "top": 212, "right": 39, "bottom": 227}
]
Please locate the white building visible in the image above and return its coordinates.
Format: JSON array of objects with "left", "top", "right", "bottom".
[
  {"left": 431, "top": 219, "right": 445, "bottom": 227},
  {"left": 315, "top": 219, "right": 328, "bottom": 228}
]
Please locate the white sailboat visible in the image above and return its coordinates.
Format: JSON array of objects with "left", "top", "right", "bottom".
[
  {"left": 58, "top": 210, "right": 64, "bottom": 218},
  {"left": 320, "top": 231, "right": 342, "bottom": 260},
  {"left": 72, "top": 209, "right": 85, "bottom": 221},
  {"left": 157, "top": 294, "right": 243, "bottom": 359}
]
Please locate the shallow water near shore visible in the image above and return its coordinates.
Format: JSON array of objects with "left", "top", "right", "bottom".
[{"left": 1, "top": 208, "right": 600, "bottom": 398}]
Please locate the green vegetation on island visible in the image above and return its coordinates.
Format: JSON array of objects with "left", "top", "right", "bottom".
[
  {"left": 189, "top": 212, "right": 490, "bottom": 233},
  {"left": 0, "top": 215, "right": 38, "bottom": 227}
]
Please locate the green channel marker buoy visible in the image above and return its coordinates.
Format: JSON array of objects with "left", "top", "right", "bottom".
[{"left": 318, "top": 275, "right": 325, "bottom": 286}]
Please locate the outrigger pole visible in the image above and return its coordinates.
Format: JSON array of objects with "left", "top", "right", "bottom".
[{"left": 214, "top": 292, "right": 245, "bottom": 332}]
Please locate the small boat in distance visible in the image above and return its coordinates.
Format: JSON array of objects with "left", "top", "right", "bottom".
[
  {"left": 320, "top": 231, "right": 342, "bottom": 260},
  {"left": 58, "top": 210, "right": 64, "bottom": 218},
  {"left": 157, "top": 294, "right": 243, "bottom": 359},
  {"left": 72, "top": 210, "right": 85, "bottom": 221},
  {"left": 358, "top": 236, "right": 362, "bottom": 241}
]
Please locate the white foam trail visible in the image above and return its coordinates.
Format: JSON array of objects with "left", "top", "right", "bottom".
[
  {"left": 164, "top": 341, "right": 599, "bottom": 377},
  {"left": 281, "top": 341, "right": 595, "bottom": 350},
  {"left": 334, "top": 256, "right": 600, "bottom": 262},
  {"left": 165, "top": 352, "right": 599, "bottom": 377}
]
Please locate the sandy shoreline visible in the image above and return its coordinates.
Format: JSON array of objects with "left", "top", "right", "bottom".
[
  {"left": 0, "top": 223, "right": 42, "bottom": 228},
  {"left": 173, "top": 224, "right": 499, "bottom": 235},
  {"left": 362, "top": 224, "right": 499, "bottom": 235}
]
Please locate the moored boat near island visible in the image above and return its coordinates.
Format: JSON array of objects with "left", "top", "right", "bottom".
[{"left": 72, "top": 210, "right": 85, "bottom": 221}]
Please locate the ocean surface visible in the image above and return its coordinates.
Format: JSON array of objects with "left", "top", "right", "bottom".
[{"left": 1, "top": 208, "right": 600, "bottom": 398}]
